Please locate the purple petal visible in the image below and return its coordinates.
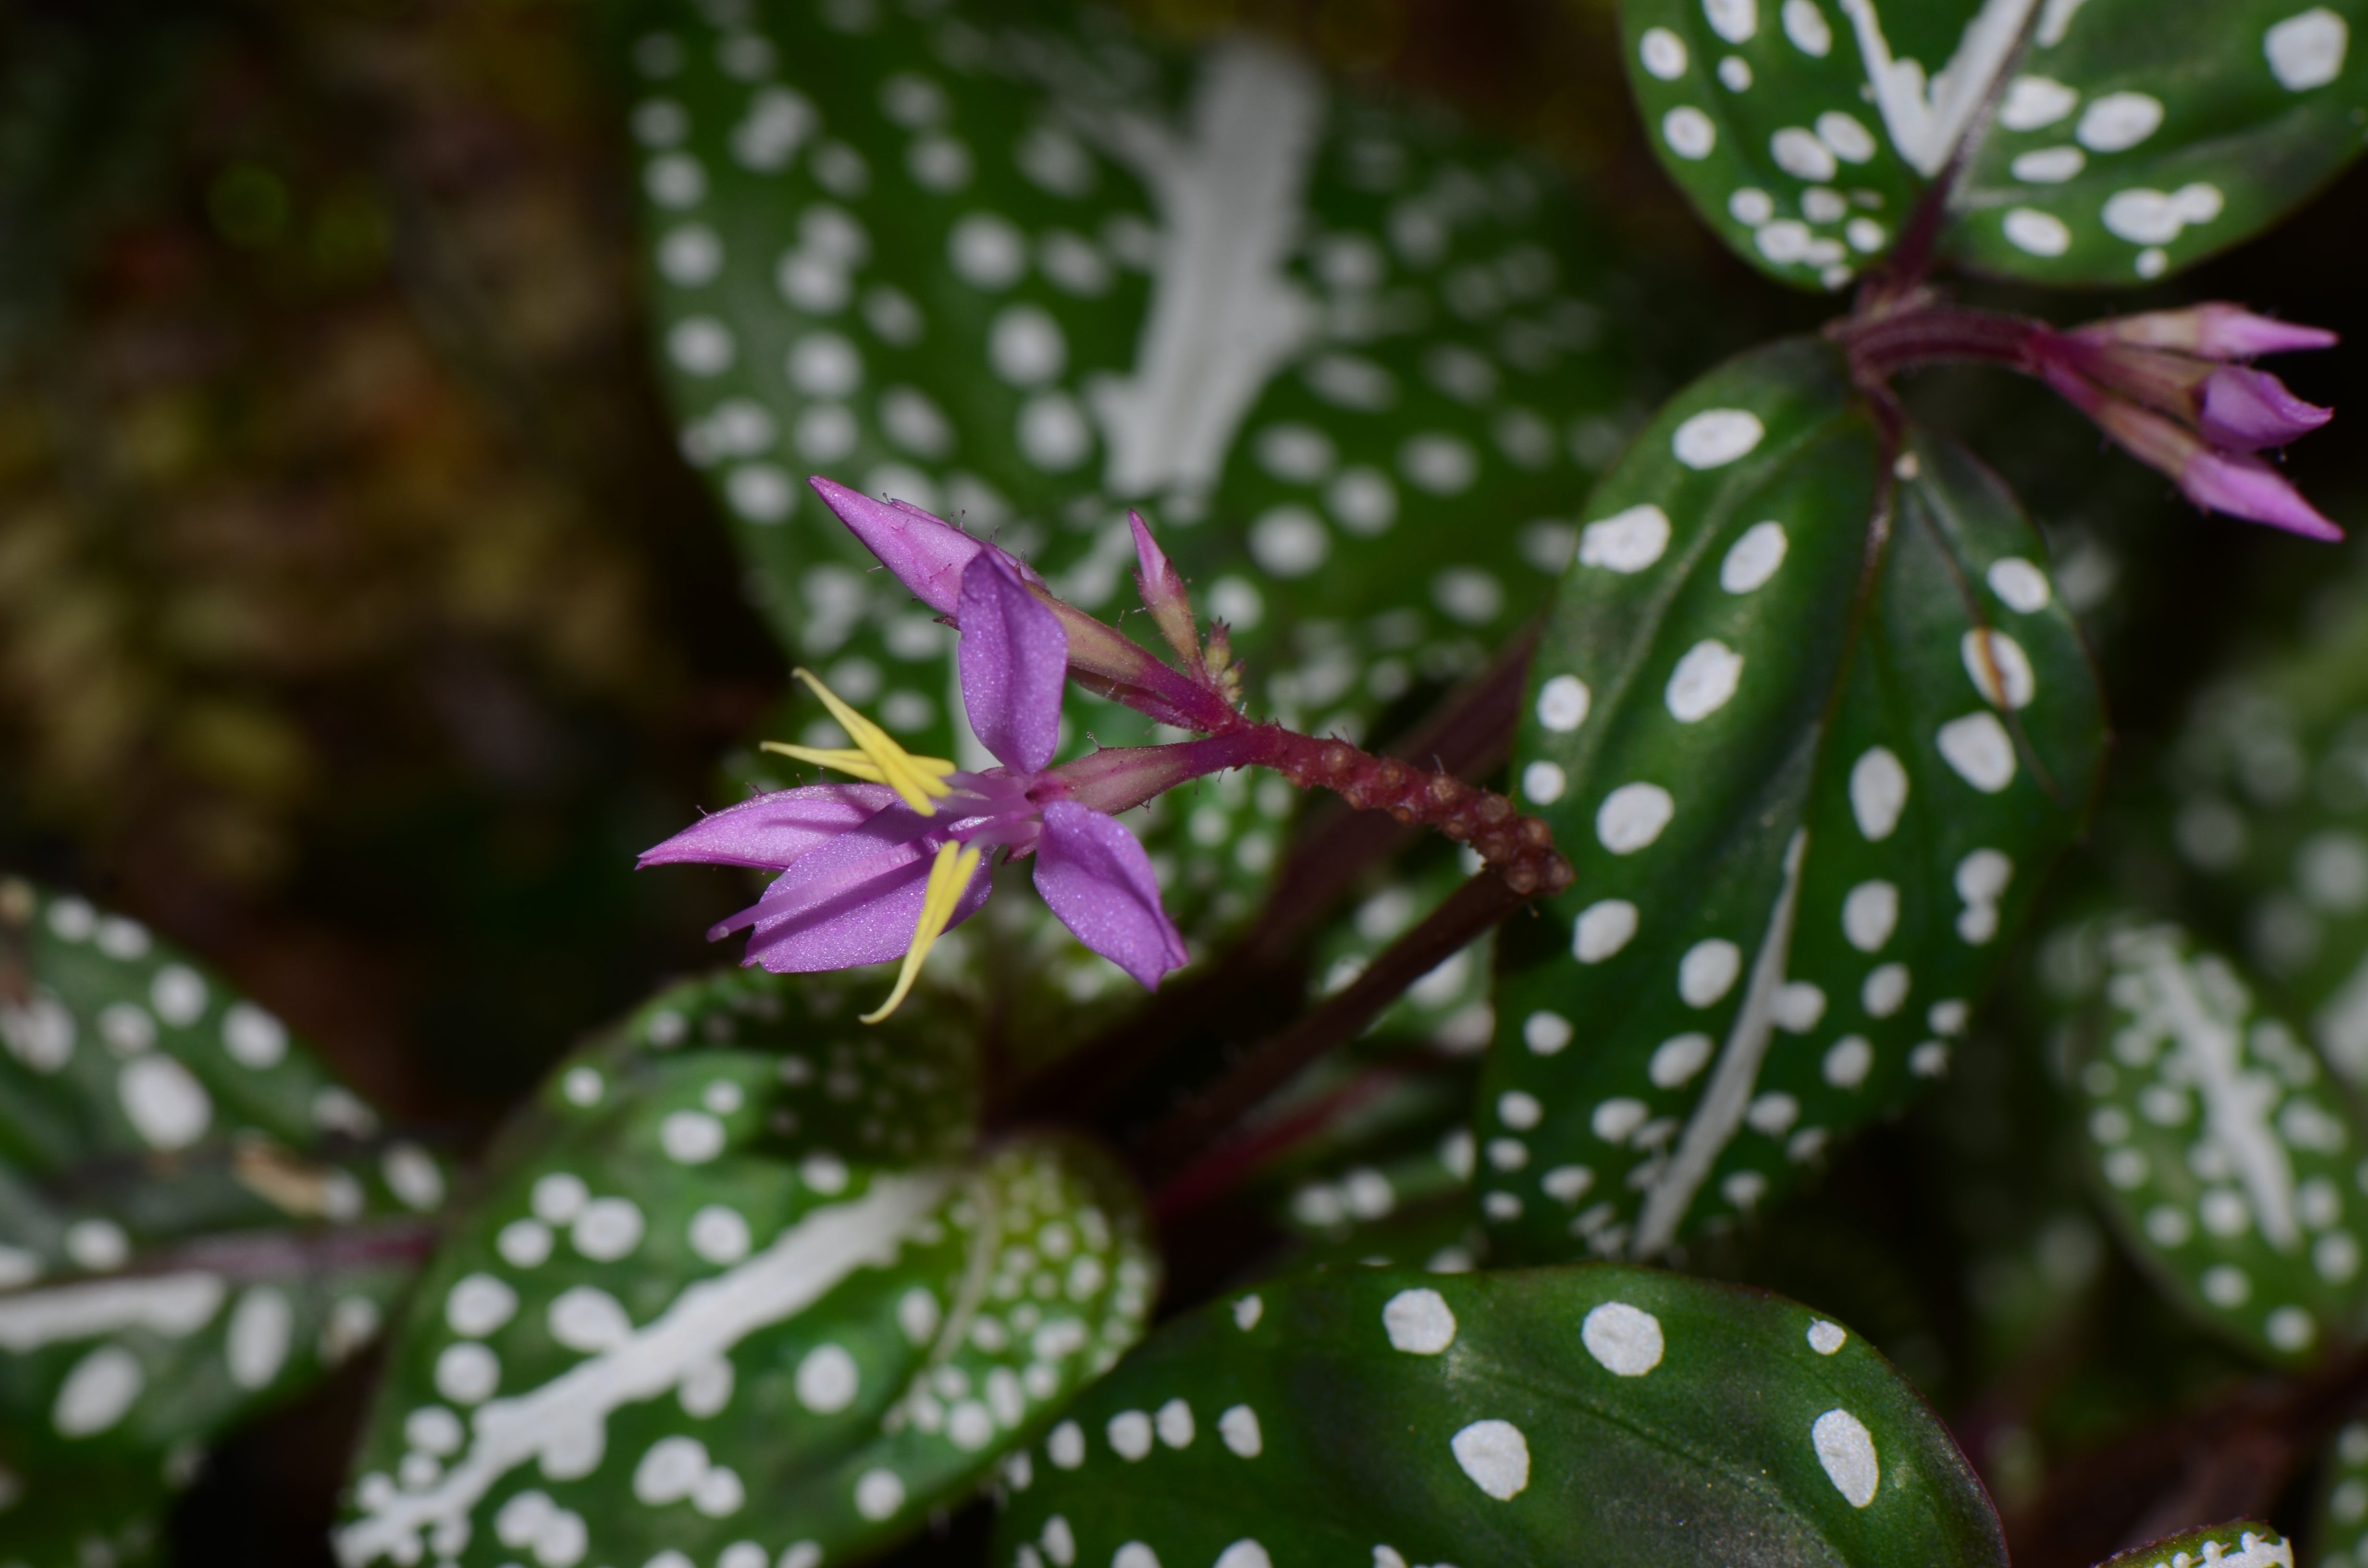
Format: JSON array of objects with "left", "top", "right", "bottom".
[
  {"left": 638, "top": 784, "right": 901, "bottom": 870},
  {"left": 810, "top": 475, "right": 1039, "bottom": 613},
  {"left": 2199, "top": 367, "right": 2333, "bottom": 450},
  {"left": 2181, "top": 452, "right": 2344, "bottom": 541},
  {"left": 733, "top": 820, "right": 994, "bottom": 971},
  {"left": 958, "top": 552, "right": 1068, "bottom": 773},
  {"left": 1032, "top": 799, "right": 1188, "bottom": 990}
]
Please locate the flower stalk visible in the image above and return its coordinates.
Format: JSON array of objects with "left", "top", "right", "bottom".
[
  {"left": 641, "top": 478, "right": 1572, "bottom": 1018},
  {"left": 809, "top": 476, "right": 1573, "bottom": 895}
]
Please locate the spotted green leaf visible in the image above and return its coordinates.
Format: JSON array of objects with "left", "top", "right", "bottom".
[
  {"left": 1621, "top": 0, "right": 1933, "bottom": 290},
  {"left": 1622, "top": 0, "right": 2365, "bottom": 291},
  {"left": 619, "top": 0, "right": 1663, "bottom": 929},
  {"left": 2314, "top": 1418, "right": 2368, "bottom": 1567},
  {"left": 2050, "top": 917, "right": 2366, "bottom": 1364},
  {"left": 2093, "top": 1521, "right": 2294, "bottom": 1568},
  {"left": 1948, "top": 0, "right": 2368, "bottom": 283},
  {"left": 339, "top": 967, "right": 1156, "bottom": 1568},
  {"left": 1480, "top": 337, "right": 2104, "bottom": 1262},
  {"left": 992, "top": 1262, "right": 2006, "bottom": 1568},
  {"left": 2151, "top": 578, "right": 2368, "bottom": 1093},
  {"left": 0, "top": 877, "right": 438, "bottom": 1568}
]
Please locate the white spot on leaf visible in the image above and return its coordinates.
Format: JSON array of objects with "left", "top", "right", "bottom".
[
  {"left": 1574, "top": 900, "right": 1640, "bottom": 962},
  {"left": 1812, "top": 1408, "right": 1881, "bottom": 1507},
  {"left": 1672, "top": 408, "right": 1764, "bottom": 468},
  {"left": 1382, "top": 1288, "right": 1456, "bottom": 1354},
  {"left": 1580, "top": 1301, "right": 1665, "bottom": 1375},
  {"left": 1450, "top": 1419, "right": 1531, "bottom": 1499}
]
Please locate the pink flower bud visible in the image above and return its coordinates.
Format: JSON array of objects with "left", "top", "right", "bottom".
[
  {"left": 2075, "top": 304, "right": 2339, "bottom": 361},
  {"left": 2040, "top": 363, "right": 2343, "bottom": 541},
  {"left": 809, "top": 475, "right": 1037, "bottom": 613},
  {"left": 2197, "top": 367, "right": 2333, "bottom": 451},
  {"left": 1129, "top": 510, "right": 1205, "bottom": 678},
  {"left": 2179, "top": 452, "right": 2343, "bottom": 541}
]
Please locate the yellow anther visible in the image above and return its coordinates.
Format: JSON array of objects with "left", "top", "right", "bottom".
[
  {"left": 771, "top": 668, "right": 959, "bottom": 815},
  {"left": 862, "top": 839, "right": 982, "bottom": 1024}
]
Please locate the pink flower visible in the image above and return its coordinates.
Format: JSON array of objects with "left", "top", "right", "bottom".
[{"left": 642, "top": 551, "right": 1188, "bottom": 1020}]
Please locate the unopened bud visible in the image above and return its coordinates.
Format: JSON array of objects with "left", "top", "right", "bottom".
[
  {"left": 1128, "top": 510, "right": 1206, "bottom": 679},
  {"left": 2198, "top": 367, "right": 2333, "bottom": 451},
  {"left": 2179, "top": 451, "right": 2343, "bottom": 541},
  {"left": 2077, "top": 304, "right": 2338, "bottom": 361},
  {"left": 810, "top": 476, "right": 1036, "bottom": 613}
]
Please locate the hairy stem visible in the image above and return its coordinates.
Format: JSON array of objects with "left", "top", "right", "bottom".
[
  {"left": 995, "top": 641, "right": 1537, "bottom": 1128},
  {"left": 1238, "top": 628, "right": 1536, "bottom": 962}
]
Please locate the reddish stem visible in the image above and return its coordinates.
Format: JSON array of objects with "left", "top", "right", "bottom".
[{"left": 1129, "top": 870, "right": 1528, "bottom": 1184}]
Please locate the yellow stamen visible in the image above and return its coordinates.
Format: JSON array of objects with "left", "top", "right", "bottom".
[
  {"left": 758, "top": 742, "right": 959, "bottom": 788},
  {"left": 769, "top": 668, "right": 959, "bottom": 815},
  {"left": 861, "top": 839, "right": 982, "bottom": 1024}
]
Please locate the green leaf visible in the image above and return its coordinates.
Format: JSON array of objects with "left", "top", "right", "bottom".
[
  {"left": 1481, "top": 337, "right": 2105, "bottom": 1262},
  {"left": 1619, "top": 0, "right": 1936, "bottom": 291},
  {"left": 0, "top": 876, "right": 437, "bottom": 1567},
  {"left": 2090, "top": 1520, "right": 2293, "bottom": 1568},
  {"left": 1948, "top": 0, "right": 2368, "bottom": 284},
  {"left": 2051, "top": 917, "right": 2366, "bottom": 1364},
  {"left": 2149, "top": 585, "right": 2368, "bottom": 1091},
  {"left": 618, "top": 0, "right": 1666, "bottom": 932},
  {"left": 1621, "top": 0, "right": 2367, "bottom": 291},
  {"left": 991, "top": 1263, "right": 2007, "bottom": 1568},
  {"left": 339, "top": 968, "right": 1157, "bottom": 1568},
  {"left": 2313, "top": 1417, "right": 2368, "bottom": 1568}
]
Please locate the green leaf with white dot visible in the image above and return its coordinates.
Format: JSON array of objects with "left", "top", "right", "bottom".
[
  {"left": 339, "top": 966, "right": 1157, "bottom": 1568},
  {"left": 620, "top": 0, "right": 1665, "bottom": 934},
  {"left": 0, "top": 877, "right": 439, "bottom": 1568},
  {"left": 1622, "top": 0, "right": 1940, "bottom": 290},
  {"left": 992, "top": 1262, "right": 2006, "bottom": 1568},
  {"left": 1948, "top": 0, "right": 2368, "bottom": 284},
  {"left": 2052, "top": 918, "right": 2367, "bottom": 1365},
  {"left": 1480, "top": 337, "right": 2105, "bottom": 1263},
  {"left": 2149, "top": 583, "right": 2368, "bottom": 1098},
  {"left": 2088, "top": 1519, "right": 2294, "bottom": 1568},
  {"left": 2313, "top": 1416, "right": 2368, "bottom": 1567},
  {"left": 1623, "top": 0, "right": 2365, "bottom": 291}
]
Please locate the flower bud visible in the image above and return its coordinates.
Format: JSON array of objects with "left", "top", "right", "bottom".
[
  {"left": 2178, "top": 451, "right": 2343, "bottom": 541},
  {"left": 2041, "top": 362, "right": 2341, "bottom": 540},
  {"left": 2074, "top": 303, "right": 2338, "bottom": 361},
  {"left": 809, "top": 475, "right": 1038, "bottom": 613},
  {"left": 1129, "top": 510, "right": 1205, "bottom": 678},
  {"left": 2197, "top": 367, "right": 2333, "bottom": 451}
]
